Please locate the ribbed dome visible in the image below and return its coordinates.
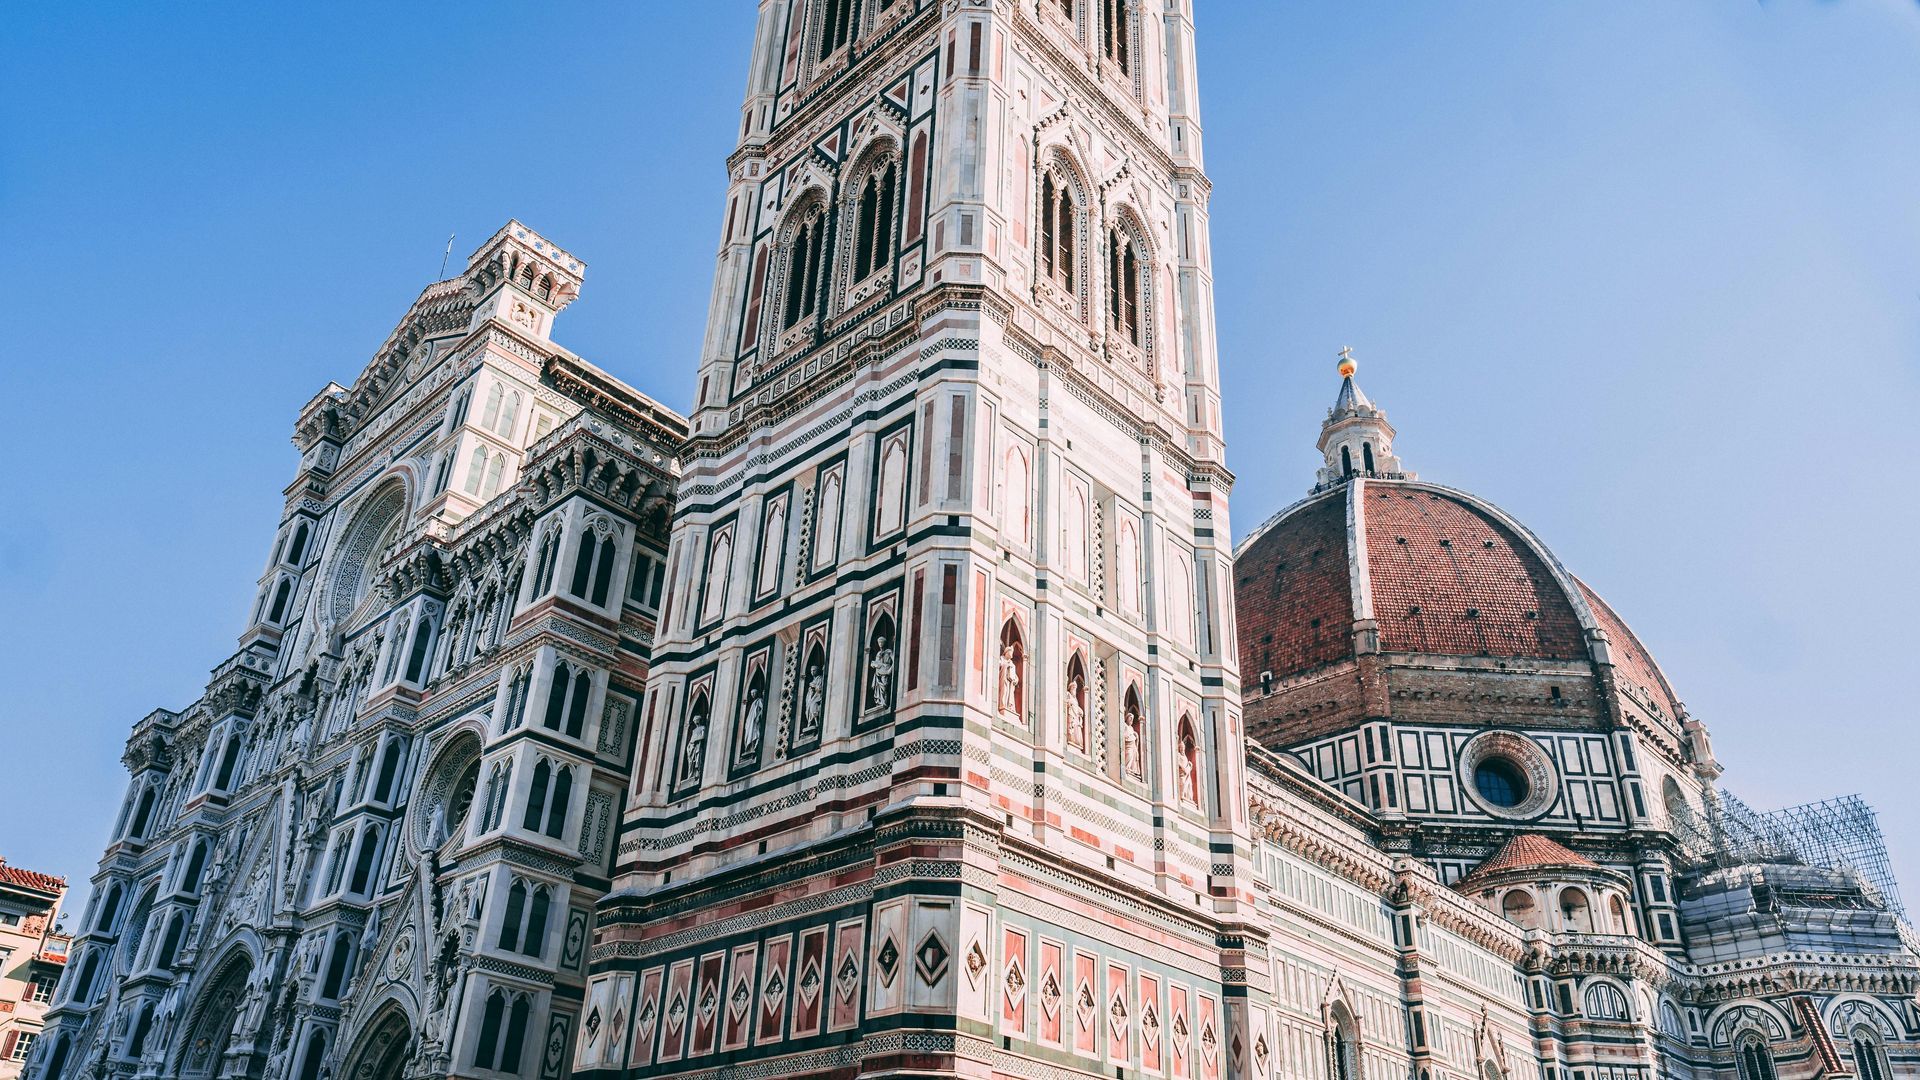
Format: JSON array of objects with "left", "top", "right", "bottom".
[{"left": 1235, "top": 475, "right": 1683, "bottom": 724}]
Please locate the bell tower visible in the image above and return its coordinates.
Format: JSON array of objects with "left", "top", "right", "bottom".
[{"left": 581, "top": 4, "right": 1266, "bottom": 1079}]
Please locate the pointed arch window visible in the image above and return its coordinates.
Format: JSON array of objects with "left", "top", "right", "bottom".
[
  {"left": 180, "top": 840, "right": 209, "bottom": 895},
  {"left": 321, "top": 931, "right": 354, "bottom": 999},
  {"left": 852, "top": 158, "right": 898, "bottom": 283},
  {"left": 404, "top": 617, "right": 434, "bottom": 683},
  {"left": 782, "top": 206, "right": 829, "bottom": 331},
  {"left": 285, "top": 522, "right": 310, "bottom": 566},
  {"left": 532, "top": 527, "right": 562, "bottom": 597},
  {"left": 817, "top": 0, "right": 856, "bottom": 59},
  {"left": 1106, "top": 226, "right": 1142, "bottom": 344},
  {"left": 571, "top": 525, "right": 620, "bottom": 606},
  {"left": 347, "top": 823, "right": 384, "bottom": 895},
  {"left": 1039, "top": 172, "right": 1076, "bottom": 292},
  {"left": 464, "top": 445, "right": 490, "bottom": 496},
  {"left": 126, "top": 1000, "right": 154, "bottom": 1059},
  {"left": 372, "top": 737, "right": 405, "bottom": 803},
  {"left": 524, "top": 884, "right": 552, "bottom": 957},
  {"left": 503, "top": 665, "right": 532, "bottom": 731},
  {"left": 1852, "top": 1029, "right": 1889, "bottom": 1080},
  {"left": 497, "top": 879, "right": 527, "bottom": 951},
  {"left": 1101, "top": 0, "right": 1132, "bottom": 77},
  {"left": 267, "top": 578, "right": 293, "bottom": 624},
  {"left": 1327, "top": 1004, "right": 1359, "bottom": 1080},
  {"left": 474, "top": 989, "right": 530, "bottom": 1072},
  {"left": 92, "top": 884, "right": 123, "bottom": 932},
  {"left": 522, "top": 760, "right": 551, "bottom": 832},
  {"left": 1736, "top": 1035, "right": 1777, "bottom": 1080},
  {"left": 545, "top": 766, "right": 573, "bottom": 838}
]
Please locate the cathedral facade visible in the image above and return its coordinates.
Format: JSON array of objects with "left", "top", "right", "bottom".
[
  {"left": 34, "top": 4, "right": 1920, "bottom": 1080},
  {"left": 31, "top": 224, "right": 687, "bottom": 1080}
]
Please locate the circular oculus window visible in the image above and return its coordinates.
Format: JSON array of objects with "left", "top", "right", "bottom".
[{"left": 1459, "top": 730, "right": 1557, "bottom": 820}]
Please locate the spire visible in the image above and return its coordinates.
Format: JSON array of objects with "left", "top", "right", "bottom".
[{"left": 1314, "top": 347, "right": 1411, "bottom": 490}]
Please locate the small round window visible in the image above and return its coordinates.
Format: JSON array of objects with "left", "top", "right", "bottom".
[{"left": 1474, "top": 757, "right": 1530, "bottom": 808}]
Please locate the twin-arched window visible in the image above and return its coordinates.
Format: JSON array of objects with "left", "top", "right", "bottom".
[
  {"left": 570, "top": 524, "right": 620, "bottom": 606},
  {"left": 782, "top": 208, "right": 828, "bottom": 331},
  {"left": 543, "top": 662, "right": 594, "bottom": 739},
  {"left": 1039, "top": 172, "right": 1077, "bottom": 292},
  {"left": 474, "top": 988, "right": 533, "bottom": 1072},
  {"left": 817, "top": 0, "right": 857, "bottom": 59},
  {"left": 520, "top": 758, "right": 573, "bottom": 840},
  {"left": 852, "top": 160, "right": 898, "bottom": 283},
  {"left": 1852, "top": 1029, "right": 1890, "bottom": 1080},
  {"left": 1107, "top": 227, "right": 1143, "bottom": 345},
  {"left": 1736, "top": 1034, "right": 1777, "bottom": 1080},
  {"left": 1100, "top": 0, "right": 1133, "bottom": 77},
  {"left": 496, "top": 877, "right": 552, "bottom": 958}
]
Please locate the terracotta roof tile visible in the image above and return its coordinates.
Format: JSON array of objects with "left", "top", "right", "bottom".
[
  {"left": 1364, "top": 486, "right": 1585, "bottom": 660},
  {"left": 1237, "top": 493, "right": 1354, "bottom": 680},
  {"left": 1576, "top": 580, "right": 1680, "bottom": 721},
  {"left": 1458, "top": 833, "right": 1596, "bottom": 888},
  {"left": 0, "top": 858, "right": 65, "bottom": 895}
]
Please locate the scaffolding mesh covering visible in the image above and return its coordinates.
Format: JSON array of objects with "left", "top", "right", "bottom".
[{"left": 1670, "top": 790, "right": 1904, "bottom": 918}]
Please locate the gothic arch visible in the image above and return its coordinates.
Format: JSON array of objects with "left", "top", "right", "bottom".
[
  {"left": 172, "top": 946, "right": 258, "bottom": 1080},
  {"left": 339, "top": 998, "right": 416, "bottom": 1080},
  {"left": 839, "top": 133, "right": 902, "bottom": 291},
  {"left": 768, "top": 185, "right": 835, "bottom": 345},
  {"left": 1706, "top": 1000, "right": 1790, "bottom": 1047},
  {"left": 324, "top": 479, "right": 410, "bottom": 631},
  {"left": 411, "top": 728, "right": 484, "bottom": 853},
  {"left": 1101, "top": 199, "right": 1159, "bottom": 368},
  {"left": 1034, "top": 143, "right": 1095, "bottom": 317}
]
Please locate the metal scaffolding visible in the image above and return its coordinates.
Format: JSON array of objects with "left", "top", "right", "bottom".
[{"left": 1678, "top": 790, "right": 1905, "bottom": 918}]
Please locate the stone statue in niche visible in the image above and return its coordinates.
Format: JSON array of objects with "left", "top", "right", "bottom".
[
  {"left": 999, "top": 644, "right": 1021, "bottom": 716},
  {"left": 800, "top": 661, "right": 825, "bottom": 738},
  {"left": 681, "top": 711, "right": 708, "bottom": 784},
  {"left": 1178, "top": 746, "right": 1197, "bottom": 805},
  {"left": 1065, "top": 675, "right": 1088, "bottom": 751},
  {"left": 1123, "top": 709, "right": 1144, "bottom": 780},
  {"left": 867, "top": 634, "right": 894, "bottom": 710},
  {"left": 738, "top": 684, "right": 765, "bottom": 759}
]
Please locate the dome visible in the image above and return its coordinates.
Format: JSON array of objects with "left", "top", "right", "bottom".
[{"left": 1235, "top": 359, "right": 1692, "bottom": 754}]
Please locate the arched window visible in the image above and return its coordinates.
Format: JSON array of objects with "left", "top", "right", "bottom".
[
  {"left": 533, "top": 528, "right": 561, "bottom": 596},
  {"left": 267, "top": 578, "right": 293, "bottom": 624},
  {"left": 782, "top": 207, "right": 828, "bottom": 331},
  {"left": 1559, "top": 887, "right": 1593, "bottom": 933},
  {"left": 496, "top": 391, "right": 521, "bottom": 437},
  {"left": 1500, "top": 889, "right": 1538, "bottom": 930},
  {"left": 1176, "top": 716, "right": 1201, "bottom": 807},
  {"left": 1581, "top": 981, "right": 1629, "bottom": 1020},
  {"left": 1106, "top": 227, "right": 1142, "bottom": 344},
  {"left": 475, "top": 989, "right": 507, "bottom": 1070},
  {"left": 483, "top": 452, "right": 505, "bottom": 499},
  {"left": 321, "top": 931, "right": 354, "bottom": 998},
  {"left": 817, "top": 0, "right": 856, "bottom": 59},
  {"left": 126, "top": 1000, "right": 154, "bottom": 1058},
  {"left": 45, "top": 1035, "right": 73, "bottom": 1080},
  {"left": 1038, "top": 172, "right": 1076, "bottom": 292},
  {"left": 70, "top": 951, "right": 100, "bottom": 1003},
  {"left": 1608, "top": 894, "right": 1629, "bottom": 935},
  {"left": 154, "top": 913, "right": 184, "bottom": 970},
  {"left": 503, "top": 665, "right": 532, "bottom": 731},
  {"left": 545, "top": 664, "right": 573, "bottom": 730},
  {"left": 1852, "top": 1028, "right": 1890, "bottom": 1080},
  {"left": 373, "top": 738, "right": 404, "bottom": 803},
  {"left": 404, "top": 618, "right": 434, "bottom": 683},
  {"left": 497, "top": 879, "right": 527, "bottom": 951},
  {"left": 1736, "top": 1035, "right": 1777, "bottom": 1080},
  {"left": 1362, "top": 442, "right": 1376, "bottom": 474},
  {"left": 523, "top": 885, "right": 551, "bottom": 958},
  {"left": 565, "top": 671, "right": 592, "bottom": 739},
  {"left": 482, "top": 761, "right": 512, "bottom": 833},
  {"left": 568, "top": 526, "right": 614, "bottom": 599},
  {"left": 502, "top": 993, "right": 531, "bottom": 1072},
  {"left": 464, "top": 445, "right": 489, "bottom": 496},
  {"left": 852, "top": 159, "right": 898, "bottom": 283},
  {"left": 348, "top": 824, "right": 383, "bottom": 895},
  {"left": 1100, "top": 0, "right": 1132, "bottom": 77},
  {"left": 93, "top": 884, "right": 123, "bottom": 932},
  {"left": 546, "top": 766, "right": 573, "bottom": 839},
  {"left": 1340, "top": 446, "right": 1353, "bottom": 476},
  {"left": 213, "top": 733, "right": 243, "bottom": 791},
  {"left": 181, "top": 841, "right": 209, "bottom": 894},
  {"left": 285, "top": 522, "right": 310, "bottom": 566},
  {"left": 1327, "top": 1004, "right": 1358, "bottom": 1080},
  {"left": 522, "top": 760, "right": 551, "bottom": 832},
  {"left": 297, "top": 1029, "right": 329, "bottom": 1080},
  {"left": 480, "top": 383, "right": 504, "bottom": 430}
]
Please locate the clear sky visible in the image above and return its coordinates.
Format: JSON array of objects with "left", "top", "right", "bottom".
[{"left": 4, "top": 2, "right": 1917, "bottom": 920}]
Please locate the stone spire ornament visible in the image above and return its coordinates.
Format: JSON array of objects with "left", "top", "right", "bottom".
[{"left": 1314, "top": 347, "right": 1411, "bottom": 490}]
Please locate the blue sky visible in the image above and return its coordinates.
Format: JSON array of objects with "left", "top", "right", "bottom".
[{"left": 3, "top": 2, "right": 1917, "bottom": 919}]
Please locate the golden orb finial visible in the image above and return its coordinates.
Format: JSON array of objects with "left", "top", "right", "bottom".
[{"left": 1337, "top": 345, "right": 1357, "bottom": 379}]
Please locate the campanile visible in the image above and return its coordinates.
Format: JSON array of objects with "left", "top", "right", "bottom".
[{"left": 578, "top": 4, "right": 1266, "bottom": 1078}]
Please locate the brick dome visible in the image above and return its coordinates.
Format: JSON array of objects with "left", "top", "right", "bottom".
[{"left": 1236, "top": 476, "right": 1681, "bottom": 721}]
